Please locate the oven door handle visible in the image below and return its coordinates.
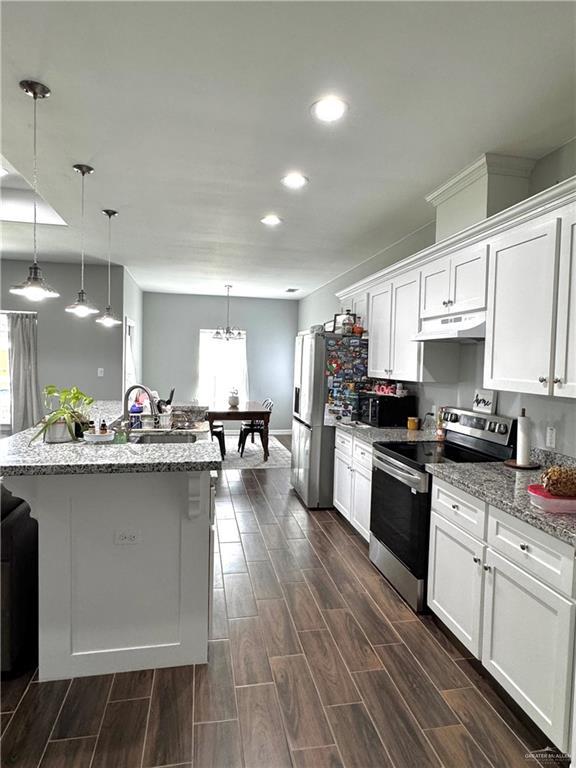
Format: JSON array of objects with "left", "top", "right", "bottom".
[{"left": 372, "top": 456, "right": 428, "bottom": 493}]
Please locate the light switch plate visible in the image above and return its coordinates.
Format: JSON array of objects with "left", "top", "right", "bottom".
[
  {"left": 545, "top": 426, "right": 556, "bottom": 449},
  {"left": 97, "top": 368, "right": 104, "bottom": 377}
]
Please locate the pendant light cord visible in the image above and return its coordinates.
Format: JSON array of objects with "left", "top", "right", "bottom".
[
  {"left": 32, "top": 95, "right": 38, "bottom": 265},
  {"left": 80, "top": 172, "right": 86, "bottom": 291},
  {"left": 107, "top": 215, "right": 112, "bottom": 305}
]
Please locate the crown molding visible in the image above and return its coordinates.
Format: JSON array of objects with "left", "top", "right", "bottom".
[
  {"left": 425, "top": 153, "right": 537, "bottom": 208},
  {"left": 336, "top": 175, "right": 575, "bottom": 301}
]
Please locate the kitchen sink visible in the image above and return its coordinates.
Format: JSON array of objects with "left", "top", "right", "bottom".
[{"left": 130, "top": 433, "right": 197, "bottom": 444}]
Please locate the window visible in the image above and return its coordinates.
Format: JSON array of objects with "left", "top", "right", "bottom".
[
  {"left": 0, "top": 314, "right": 10, "bottom": 425},
  {"left": 197, "top": 330, "right": 249, "bottom": 407}
]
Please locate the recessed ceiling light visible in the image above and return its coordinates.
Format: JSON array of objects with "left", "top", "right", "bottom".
[
  {"left": 281, "top": 171, "right": 309, "bottom": 190},
  {"left": 311, "top": 95, "right": 348, "bottom": 123},
  {"left": 260, "top": 213, "right": 282, "bottom": 227}
]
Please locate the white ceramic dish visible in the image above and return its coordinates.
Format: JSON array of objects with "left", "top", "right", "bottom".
[{"left": 83, "top": 431, "right": 115, "bottom": 444}]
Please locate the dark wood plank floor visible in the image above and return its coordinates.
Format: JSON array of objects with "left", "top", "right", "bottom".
[{"left": 1, "top": 467, "right": 568, "bottom": 768}]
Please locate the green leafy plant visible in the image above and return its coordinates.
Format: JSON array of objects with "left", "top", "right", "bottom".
[{"left": 31, "top": 385, "right": 95, "bottom": 443}]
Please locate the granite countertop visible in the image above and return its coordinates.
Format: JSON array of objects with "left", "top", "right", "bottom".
[
  {"left": 427, "top": 459, "right": 576, "bottom": 547},
  {"left": 0, "top": 400, "right": 221, "bottom": 477},
  {"left": 336, "top": 422, "right": 437, "bottom": 444}
]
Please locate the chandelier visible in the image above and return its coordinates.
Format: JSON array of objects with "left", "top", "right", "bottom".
[{"left": 213, "top": 285, "right": 242, "bottom": 341}]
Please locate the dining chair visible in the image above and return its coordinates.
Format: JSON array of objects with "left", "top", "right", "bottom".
[
  {"left": 208, "top": 417, "right": 226, "bottom": 459},
  {"left": 238, "top": 399, "right": 273, "bottom": 457}
]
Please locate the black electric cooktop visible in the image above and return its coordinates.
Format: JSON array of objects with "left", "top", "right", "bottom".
[{"left": 373, "top": 440, "right": 498, "bottom": 471}]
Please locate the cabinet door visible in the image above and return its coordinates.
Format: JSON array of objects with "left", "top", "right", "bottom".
[
  {"left": 351, "top": 292, "right": 369, "bottom": 331},
  {"left": 368, "top": 282, "right": 392, "bottom": 378},
  {"left": 450, "top": 242, "right": 488, "bottom": 314},
  {"left": 390, "top": 270, "right": 421, "bottom": 381},
  {"left": 420, "top": 256, "right": 450, "bottom": 319},
  {"left": 553, "top": 205, "right": 576, "bottom": 398},
  {"left": 482, "top": 549, "right": 575, "bottom": 750},
  {"left": 351, "top": 463, "right": 371, "bottom": 541},
  {"left": 428, "top": 512, "right": 484, "bottom": 657},
  {"left": 333, "top": 449, "right": 352, "bottom": 520},
  {"left": 484, "top": 215, "right": 560, "bottom": 395}
]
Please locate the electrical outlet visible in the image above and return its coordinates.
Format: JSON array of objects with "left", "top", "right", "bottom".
[
  {"left": 545, "top": 426, "right": 557, "bottom": 449},
  {"left": 97, "top": 368, "right": 104, "bottom": 377},
  {"left": 114, "top": 529, "right": 141, "bottom": 545}
]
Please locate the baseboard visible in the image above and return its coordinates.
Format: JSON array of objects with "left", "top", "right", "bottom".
[{"left": 221, "top": 429, "right": 292, "bottom": 436}]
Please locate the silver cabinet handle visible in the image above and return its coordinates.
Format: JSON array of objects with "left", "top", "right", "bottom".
[
  {"left": 472, "top": 556, "right": 481, "bottom": 564},
  {"left": 538, "top": 377, "right": 548, "bottom": 384},
  {"left": 483, "top": 565, "right": 491, "bottom": 572},
  {"left": 442, "top": 300, "right": 448, "bottom": 307},
  {"left": 451, "top": 504, "right": 459, "bottom": 511},
  {"left": 520, "top": 543, "right": 529, "bottom": 552},
  {"left": 553, "top": 377, "right": 562, "bottom": 384}
]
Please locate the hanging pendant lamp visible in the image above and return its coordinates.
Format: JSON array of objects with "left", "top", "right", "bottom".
[
  {"left": 96, "top": 209, "right": 122, "bottom": 327},
  {"left": 9, "top": 80, "right": 60, "bottom": 302},
  {"left": 213, "top": 285, "right": 242, "bottom": 341},
  {"left": 65, "top": 164, "right": 99, "bottom": 318}
]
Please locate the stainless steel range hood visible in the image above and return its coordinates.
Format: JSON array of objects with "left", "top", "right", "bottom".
[{"left": 412, "top": 311, "right": 486, "bottom": 342}]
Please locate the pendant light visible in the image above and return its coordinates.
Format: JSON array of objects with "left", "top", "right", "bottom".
[
  {"left": 65, "top": 164, "right": 99, "bottom": 317},
  {"left": 96, "top": 209, "right": 122, "bottom": 327},
  {"left": 213, "top": 285, "right": 242, "bottom": 341},
  {"left": 9, "top": 80, "right": 60, "bottom": 302}
]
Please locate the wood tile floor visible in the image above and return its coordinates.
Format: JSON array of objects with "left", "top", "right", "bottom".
[{"left": 1, "top": 467, "right": 569, "bottom": 768}]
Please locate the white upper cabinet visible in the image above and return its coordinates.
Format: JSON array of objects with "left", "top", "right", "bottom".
[
  {"left": 390, "top": 269, "right": 421, "bottom": 381},
  {"left": 554, "top": 207, "right": 576, "bottom": 398},
  {"left": 420, "top": 243, "right": 487, "bottom": 319},
  {"left": 368, "top": 281, "right": 393, "bottom": 378},
  {"left": 484, "top": 205, "right": 575, "bottom": 397},
  {"left": 450, "top": 243, "right": 488, "bottom": 314},
  {"left": 349, "top": 291, "right": 369, "bottom": 331},
  {"left": 420, "top": 256, "right": 451, "bottom": 318}
]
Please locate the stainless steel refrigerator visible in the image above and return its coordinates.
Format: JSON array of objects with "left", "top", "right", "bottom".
[{"left": 291, "top": 332, "right": 336, "bottom": 508}]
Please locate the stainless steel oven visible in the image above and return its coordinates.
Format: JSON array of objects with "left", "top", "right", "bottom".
[
  {"left": 369, "top": 406, "right": 516, "bottom": 613},
  {"left": 369, "top": 452, "right": 431, "bottom": 612}
]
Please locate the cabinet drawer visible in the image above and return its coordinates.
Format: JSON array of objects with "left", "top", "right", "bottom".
[
  {"left": 488, "top": 506, "right": 575, "bottom": 597},
  {"left": 352, "top": 439, "right": 373, "bottom": 471},
  {"left": 335, "top": 429, "right": 353, "bottom": 457},
  {"left": 431, "top": 478, "right": 487, "bottom": 538}
]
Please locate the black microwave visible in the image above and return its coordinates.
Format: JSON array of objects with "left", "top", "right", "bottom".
[{"left": 358, "top": 393, "right": 417, "bottom": 428}]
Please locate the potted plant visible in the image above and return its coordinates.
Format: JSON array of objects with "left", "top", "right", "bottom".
[
  {"left": 228, "top": 388, "right": 239, "bottom": 408},
  {"left": 31, "top": 385, "right": 95, "bottom": 444}
]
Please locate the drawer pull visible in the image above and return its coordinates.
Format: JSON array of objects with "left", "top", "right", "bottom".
[
  {"left": 519, "top": 543, "right": 529, "bottom": 552},
  {"left": 483, "top": 565, "right": 491, "bottom": 572},
  {"left": 451, "top": 504, "right": 459, "bottom": 511},
  {"left": 472, "top": 556, "right": 481, "bottom": 564}
]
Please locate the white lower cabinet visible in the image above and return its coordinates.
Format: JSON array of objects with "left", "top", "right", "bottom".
[
  {"left": 482, "top": 549, "right": 575, "bottom": 750},
  {"left": 351, "top": 462, "right": 371, "bottom": 541},
  {"left": 428, "top": 512, "right": 484, "bottom": 657},
  {"left": 332, "top": 435, "right": 372, "bottom": 541},
  {"left": 333, "top": 449, "right": 352, "bottom": 521},
  {"left": 428, "top": 478, "right": 576, "bottom": 752}
]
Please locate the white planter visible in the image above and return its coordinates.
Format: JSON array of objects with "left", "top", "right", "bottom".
[
  {"left": 44, "top": 420, "right": 74, "bottom": 444},
  {"left": 228, "top": 395, "right": 239, "bottom": 407}
]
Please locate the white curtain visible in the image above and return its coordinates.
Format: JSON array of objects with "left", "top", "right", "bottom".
[
  {"left": 124, "top": 320, "right": 138, "bottom": 391},
  {"left": 8, "top": 313, "right": 42, "bottom": 432},
  {"left": 197, "top": 330, "right": 249, "bottom": 406}
]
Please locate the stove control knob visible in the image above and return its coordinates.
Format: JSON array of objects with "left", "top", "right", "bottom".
[
  {"left": 487, "top": 422, "right": 496, "bottom": 432},
  {"left": 497, "top": 424, "right": 508, "bottom": 435},
  {"left": 449, "top": 413, "right": 459, "bottom": 422}
]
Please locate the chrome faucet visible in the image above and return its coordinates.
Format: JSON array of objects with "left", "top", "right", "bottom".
[{"left": 122, "top": 384, "right": 158, "bottom": 429}]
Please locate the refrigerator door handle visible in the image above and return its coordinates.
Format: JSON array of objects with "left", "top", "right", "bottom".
[{"left": 294, "top": 386, "right": 300, "bottom": 415}]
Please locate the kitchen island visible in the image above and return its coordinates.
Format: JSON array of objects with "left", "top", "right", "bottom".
[{"left": 0, "top": 409, "right": 221, "bottom": 681}]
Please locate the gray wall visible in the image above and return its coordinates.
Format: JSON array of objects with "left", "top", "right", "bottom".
[
  {"left": 297, "top": 223, "right": 436, "bottom": 331},
  {"left": 1, "top": 259, "right": 124, "bottom": 399},
  {"left": 143, "top": 293, "right": 299, "bottom": 430},
  {"left": 417, "top": 345, "right": 576, "bottom": 457},
  {"left": 123, "top": 269, "right": 143, "bottom": 381},
  {"left": 530, "top": 137, "right": 576, "bottom": 195}
]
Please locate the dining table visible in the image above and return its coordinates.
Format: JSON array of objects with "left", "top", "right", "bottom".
[{"left": 206, "top": 401, "right": 271, "bottom": 461}]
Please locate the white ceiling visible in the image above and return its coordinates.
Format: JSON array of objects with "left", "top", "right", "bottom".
[{"left": 1, "top": 1, "right": 575, "bottom": 299}]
